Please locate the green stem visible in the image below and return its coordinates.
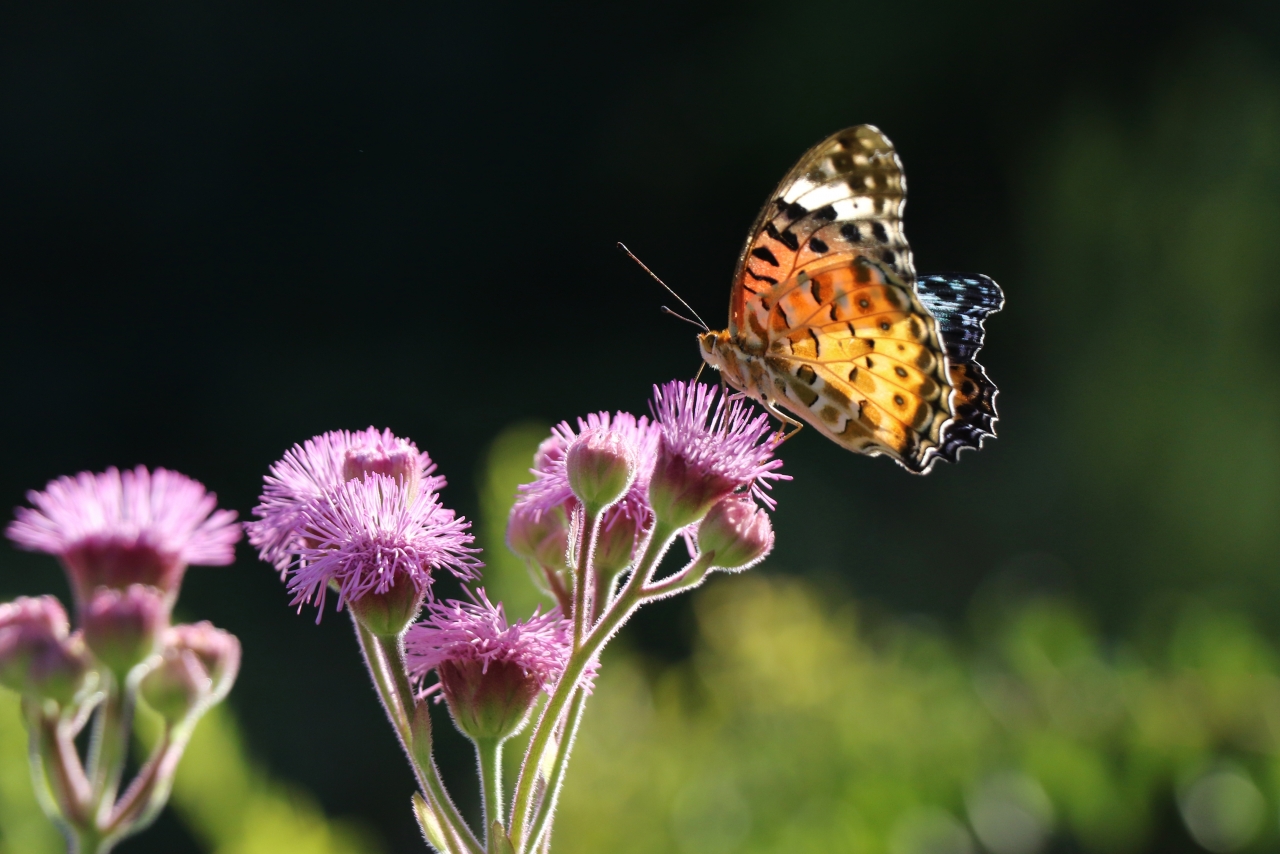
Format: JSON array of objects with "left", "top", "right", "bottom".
[
  {"left": 87, "top": 675, "right": 130, "bottom": 823},
  {"left": 640, "top": 552, "right": 716, "bottom": 601},
  {"left": 571, "top": 510, "right": 598, "bottom": 649},
  {"left": 352, "top": 615, "right": 481, "bottom": 854},
  {"left": 476, "top": 737, "right": 504, "bottom": 845},
  {"left": 523, "top": 686, "right": 586, "bottom": 854},
  {"left": 509, "top": 520, "right": 679, "bottom": 852}
]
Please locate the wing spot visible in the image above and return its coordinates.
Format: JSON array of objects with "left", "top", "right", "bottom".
[
  {"left": 865, "top": 357, "right": 874, "bottom": 368},
  {"left": 797, "top": 365, "right": 818, "bottom": 385},
  {"left": 785, "top": 202, "right": 807, "bottom": 220},
  {"left": 778, "top": 229, "right": 799, "bottom": 251},
  {"left": 893, "top": 395, "right": 906, "bottom": 406},
  {"left": 751, "top": 246, "right": 780, "bottom": 266},
  {"left": 858, "top": 298, "right": 870, "bottom": 309},
  {"left": 809, "top": 236, "right": 829, "bottom": 254},
  {"left": 962, "top": 380, "right": 978, "bottom": 396},
  {"left": 879, "top": 321, "right": 891, "bottom": 331},
  {"left": 814, "top": 205, "right": 837, "bottom": 221},
  {"left": 872, "top": 222, "right": 889, "bottom": 243},
  {"left": 848, "top": 367, "right": 858, "bottom": 382},
  {"left": 895, "top": 366, "right": 908, "bottom": 378},
  {"left": 840, "top": 223, "right": 861, "bottom": 242},
  {"left": 881, "top": 249, "right": 896, "bottom": 265}
]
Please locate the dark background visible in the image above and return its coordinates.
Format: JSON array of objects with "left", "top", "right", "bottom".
[{"left": 3, "top": 1, "right": 1280, "bottom": 851}]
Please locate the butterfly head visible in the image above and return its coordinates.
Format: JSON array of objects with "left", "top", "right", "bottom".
[{"left": 698, "top": 329, "right": 749, "bottom": 393}]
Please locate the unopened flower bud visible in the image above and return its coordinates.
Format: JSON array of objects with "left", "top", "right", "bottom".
[
  {"left": 438, "top": 658, "right": 544, "bottom": 743},
  {"left": 83, "top": 584, "right": 168, "bottom": 676},
  {"left": 0, "top": 597, "right": 93, "bottom": 703},
  {"left": 140, "top": 622, "right": 240, "bottom": 722},
  {"left": 696, "top": 496, "right": 774, "bottom": 572},
  {"left": 565, "top": 429, "right": 636, "bottom": 517},
  {"left": 594, "top": 511, "right": 639, "bottom": 576},
  {"left": 350, "top": 572, "right": 426, "bottom": 637},
  {"left": 507, "top": 503, "right": 571, "bottom": 573}
]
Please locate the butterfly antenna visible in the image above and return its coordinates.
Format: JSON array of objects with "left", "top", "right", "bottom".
[
  {"left": 617, "top": 242, "right": 709, "bottom": 332},
  {"left": 660, "top": 305, "right": 706, "bottom": 329}
]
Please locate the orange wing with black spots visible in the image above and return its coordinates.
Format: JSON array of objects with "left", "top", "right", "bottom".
[{"left": 705, "top": 125, "right": 1003, "bottom": 474}]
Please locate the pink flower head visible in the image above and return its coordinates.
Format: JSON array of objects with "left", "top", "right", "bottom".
[
  {"left": 648, "top": 381, "right": 788, "bottom": 527},
  {"left": 406, "top": 589, "right": 570, "bottom": 688},
  {"left": 515, "top": 411, "right": 661, "bottom": 562},
  {"left": 406, "top": 590, "right": 583, "bottom": 740},
  {"left": 247, "top": 427, "right": 444, "bottom": 575},
  {"left": 286, "top": 473, "right": 480, "bottom": 619},
  {"left": 7, "top": 466, "right": 240, "bottom": 606}
]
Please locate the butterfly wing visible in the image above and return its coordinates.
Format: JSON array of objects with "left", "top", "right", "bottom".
[
  {"left": 724, "top": 125, "right": 1001, "bottom": 473},
  {"left": 916, "top": 273, "right": 1004, "bottom": 462}
]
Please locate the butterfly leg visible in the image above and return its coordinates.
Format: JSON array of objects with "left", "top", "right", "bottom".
[{"left": 762, "top": 400, "right": 805, "bottom": 445}]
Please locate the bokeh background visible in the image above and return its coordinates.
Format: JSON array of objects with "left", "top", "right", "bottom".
[{"left": 3, "top": 1, "right": 1280, "bottom": 852}]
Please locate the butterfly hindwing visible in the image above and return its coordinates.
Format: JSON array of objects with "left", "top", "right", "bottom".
[{"left": 916, "top": 273, "right": 1004, "bottom": 462}]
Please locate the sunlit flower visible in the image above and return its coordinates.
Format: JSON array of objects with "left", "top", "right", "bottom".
[
  {"left": 287, "top": 473, "right": 480, "bottom": 619},
  {"left": 7, "top": 466, "right": 240, "bottom": 605},
  {"left": 406, "top": 590, "right": 576, "bottom": 741},
  {"left": 648, "top": 381, "right": 787, "bottom": 527},
  {"left": 247, "top": 427, "right": 444, "bottom": 575}
]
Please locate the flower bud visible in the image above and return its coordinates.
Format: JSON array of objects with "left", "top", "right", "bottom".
[
  {"left": 648, "top": 440, "right": 738, "bottom": 529},
  {"left": 140, "top": 621, "right": 240, "bottom": 722},
  {"left": 438, "top": 658, "right": 543, "bottom": 743},
  {"left": 565, "top": 429, "right": 636, "bottom": 517},
  {"left": 594, "top": 510, "right": 640, "bottom": 576},
  {"left": 696, "top": 496, "right": 774, "bottom": 572},
  {"left": 350, "top": 572, "right": 426, "bottom": 637},
  {"left": 83, "top": 585, "right": 168, "bottom": 676},
  {"left": 507, "top": 503, "right": 571, "bottom": 574},
  {"left": 0, "top": 597, "right": 93, "bottom": 703}
]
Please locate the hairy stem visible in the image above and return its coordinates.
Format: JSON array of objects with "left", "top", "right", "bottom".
[
  {"left": 352, "top": 615, "right": 481, "bottom": 854},
  {"left": 523, "top": 686, "right": 586, "bottom": 854},
  {"left": 476, "top": 737, "right": 504, "bottom": 846},
  {"left": 509, "top": 520, "right": 679, "bottom": 852}
]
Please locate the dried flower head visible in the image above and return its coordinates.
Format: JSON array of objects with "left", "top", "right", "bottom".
[
  {"left": 648, "top": 381, "right": 788, "bottom": 527},
  {"left": 7, "top": 466, "right": 240, "bottom": 605},
  {"left": 247, "top": 427, "right": 444, "bottom": 575}
]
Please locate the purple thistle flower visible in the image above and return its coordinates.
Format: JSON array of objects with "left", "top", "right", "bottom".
[
  {"left": 648, "top": 380, "right": 788, "bottom": 527},
  {"left": 6, "top": 466, "right": 240, "bottom": 606},
  {"left": 247, "top": 427, "right": 444, "bottom": 575},
  {"left": 406, "top": 589, "right": 570, "bottom": 688},
  {"left": 406, "top": 590, "right": 585, "bottom": 741},
  {"left": 286, "top": 473, "right": 480, "bottom": 619}
]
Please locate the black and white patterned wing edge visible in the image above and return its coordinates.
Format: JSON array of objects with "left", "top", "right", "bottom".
[{"left": 915, "top": 273, "right": 1005, "bottom": 465}]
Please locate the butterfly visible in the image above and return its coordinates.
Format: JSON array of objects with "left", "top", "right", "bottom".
[{"left": 698, "top": 125, "right": 1003, "bottom": 474}]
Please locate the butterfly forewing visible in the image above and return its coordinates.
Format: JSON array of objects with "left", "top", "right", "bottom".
[{"left": 713, "top": 125, "right": 1003, "bottom": 473}]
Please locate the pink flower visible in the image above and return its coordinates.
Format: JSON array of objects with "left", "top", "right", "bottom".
[
  {"left": 247, "top": 427, "right": 444, "bottom": 575},
  {"left": 648, "top": 381, "right": 788, "bottom": 527},
  {"left": 7, "top": 466, "right": 240, "bottom": 605},
  {"left": 286, "top": 473, "right": 480, "bottom": 619},
  {"left": 406, "top": 590, "right": 579, "bottom": 741}
]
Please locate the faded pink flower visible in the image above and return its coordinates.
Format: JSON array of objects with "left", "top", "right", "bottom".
[{"left": 7, "top": 466, "right": 240, "bottom": 605}]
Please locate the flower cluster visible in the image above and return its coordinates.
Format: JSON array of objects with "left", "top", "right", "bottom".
[
  {"left": 3, "top": 466, "right": 242, "bottom": 851},
  {"left": 511, "top": 381, "right": 784, "bottom": 583},
  {"left": 247, "top": 427, "right": 480, "bottom": 630}
]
